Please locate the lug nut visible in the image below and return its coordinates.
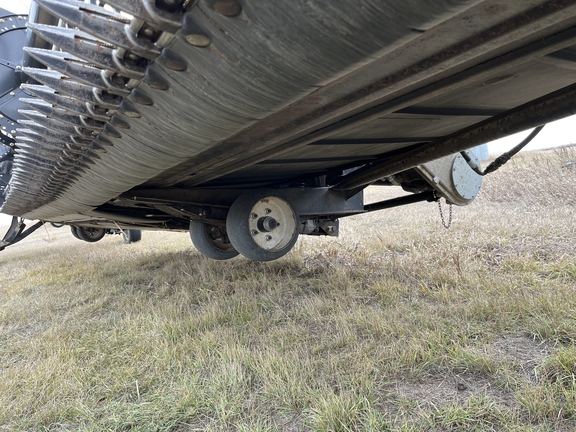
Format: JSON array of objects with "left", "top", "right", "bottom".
[
  {"left": 265, "top": 235, "right": 272, "bottom": 241},
  {"left": 251, "top": 229, "right": 258, "bottom": 236},
  {"left": 251, "top": 213, "right": 258, "bottom": 219}
]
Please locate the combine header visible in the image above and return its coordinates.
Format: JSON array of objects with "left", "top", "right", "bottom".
[{"left": 1, "top": 0, "right": 575, "bottom": 260}]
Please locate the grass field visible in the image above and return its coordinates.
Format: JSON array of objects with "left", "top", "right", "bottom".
[{"left": 0, "top": 149, "right": 575, "bottom": 431}]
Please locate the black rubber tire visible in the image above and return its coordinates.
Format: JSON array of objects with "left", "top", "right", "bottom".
[
  {"left": 226, "top": 189, "right": 299, "bottom": 262},
  {"left": 70, "top": 226, "right": 81, "bottom": 240},
  {"left": 76, "top": 226, "right": 106, "bottom": 243},
  {"left": 122, "top": 230, "right": 142, "bottom": 244},
  {"left": 189, "top": 221, "right": 239, "bottom": 260}
]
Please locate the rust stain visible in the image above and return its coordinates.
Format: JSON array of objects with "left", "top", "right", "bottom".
[
  {"left": 210, "top": 45, "right": 229, "bottom": 62},
  {"left": 240, "top": 12, "right": 251, "bottom": 25},
  {"left": 481, "top": 3, "right": 509, "bottom": 17}
]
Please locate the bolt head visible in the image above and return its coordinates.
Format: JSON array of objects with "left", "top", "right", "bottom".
[
  {"left": 165, "top": 60, "right": 187, "bottom": 71},
  {"left": 264, "top": 208, "right": 271, "bottom": 214},
  {"left": 265, "top": 235, "right": 272, "bottom": 241},
  {"left": 251, "top": 229, "right": 259, "bottom": 236},
  {"left": 148, "top": 81, "right": 169, "bottom": 90},
  {"left": 214, "top": 0, "right": 242, "bottom": 17},
  {"left": 251, "top": 213, "right": 258, "bottom": 219},
  {"left": 185, "top": 34, "right": 211, "bottom": 47}
]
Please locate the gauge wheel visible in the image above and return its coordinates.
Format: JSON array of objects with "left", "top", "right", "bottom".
[
  {"left": 226, "top": 190, "right": 299, "bottom": 261},
  {"left": 189, "top": 221, "right": 239, "bottom": 260},
  {"left": 122, "top": 229, "right": 142, "bottom": 244},
  {"left": 76, "top": 226, "right": 106, "bottom": 243}
]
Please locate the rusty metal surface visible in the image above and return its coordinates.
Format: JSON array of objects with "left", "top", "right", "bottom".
[
  {"left": 155, "top": 0, "right": 576, "bottom": 188},
  {"left": 2, "top": 0, "right": 576, "bottom": 226},
  {"left": 4, "top": 0, "right": 496, "bottom": 220}
]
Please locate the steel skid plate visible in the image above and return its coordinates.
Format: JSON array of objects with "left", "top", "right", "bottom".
[{"left": 1, "top": 0, "right": 576, "bottom": 226}]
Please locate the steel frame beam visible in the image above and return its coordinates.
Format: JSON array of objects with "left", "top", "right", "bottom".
[{"left": 332, "top": 81, "right": 576, "bottom": 195}]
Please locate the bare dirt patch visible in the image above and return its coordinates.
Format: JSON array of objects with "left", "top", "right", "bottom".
[
  {"left": 490, "top": 335, "right": 554, "bottom": 380},
  {"left": 392, "top": 371, "right": 510, "bottom": 407}
]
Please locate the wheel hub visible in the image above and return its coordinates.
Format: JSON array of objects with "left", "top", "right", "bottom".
[
  {"left": 206, "top": 225, "right": 234, "bottom": 252},
  {"left": 257, "top": 216, "right": 278, "bottom": 232},
  {"left": 247, "top": 197, "right": 296, "bottom": 252}
]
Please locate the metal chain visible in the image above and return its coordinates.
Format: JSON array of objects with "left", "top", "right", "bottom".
[{"left": 433, "top": 191, "right": 453, "bottom": 229}]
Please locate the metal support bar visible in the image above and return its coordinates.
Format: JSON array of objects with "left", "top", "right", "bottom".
[
  {"left": 120, "top": 187, "right": 366, "bottom": 218},
  {"left": 0, "top": 217, "right": 44, "bottom": 251},
  {"left": 332, "top": 82, "right": 576, "bottom": 196},
  {"left": 363, "top": 191, "right": 435, "bottom": 213}
]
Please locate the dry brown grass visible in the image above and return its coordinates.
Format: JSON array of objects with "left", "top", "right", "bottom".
[{"left": 0, "top": 148, "right": 575, "bottom": 431}]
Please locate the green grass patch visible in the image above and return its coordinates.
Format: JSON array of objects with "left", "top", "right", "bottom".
[{"left": 1, "top": 149, "right": 576, "bottom": 430}]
